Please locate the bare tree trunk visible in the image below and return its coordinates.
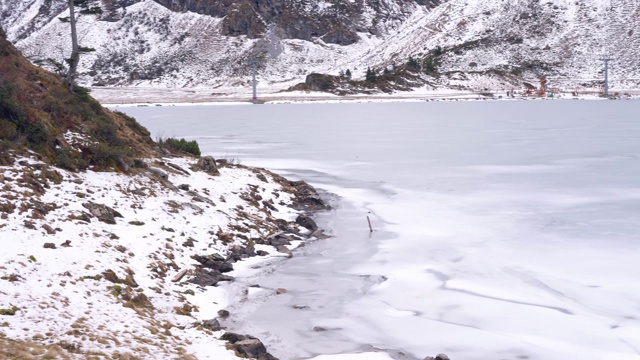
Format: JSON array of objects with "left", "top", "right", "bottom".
[{"left": 66, "top": 0, "right": 79, "bottom": 92}]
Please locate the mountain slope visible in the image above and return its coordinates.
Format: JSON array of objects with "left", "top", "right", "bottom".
[{"left": 2, "top": 0, "right": 639, "bottom": 92}]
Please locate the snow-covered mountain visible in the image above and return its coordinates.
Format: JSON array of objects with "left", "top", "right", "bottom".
[{"left": 2, "top": 0, "right": 639, "bottom": 92}]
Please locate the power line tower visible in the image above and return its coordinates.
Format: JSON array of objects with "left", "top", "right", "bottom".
[
  {"left": 599, "top": 55, "right": 614, "bottom": 96},
  {"left": 250, "top": 58, "right": 258, "bottom": 102}
]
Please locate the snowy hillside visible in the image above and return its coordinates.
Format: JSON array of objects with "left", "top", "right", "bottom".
[{"left": 1, "top": 0, "right": 639, "bottom": 93}]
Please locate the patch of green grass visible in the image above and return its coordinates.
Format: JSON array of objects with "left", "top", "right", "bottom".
[
  {"left": 108, "top": 285, "right": 123, "bottom": 297},
  {"left": 158, "top": 137, "right": 201, "bottom": 156},
  {"left": 0, "top": 305, "right": 18, "bottom": 316}
]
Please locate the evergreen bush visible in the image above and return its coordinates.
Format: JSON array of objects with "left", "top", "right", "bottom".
[{"left": 158, "top": 137, "right": 201, "bottom": 156}]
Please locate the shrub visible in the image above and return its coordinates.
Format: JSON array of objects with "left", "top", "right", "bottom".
[
  {"left": 158, "top": 137, "right": 201, "bottom": 156},
  {"left": 0, "top": 119, "right": 17, "bottom": 140},
  {"left": 93, "top": 118, "right": 123, "bottom": 147},
  {"left": 73, "top": 85, "right": 92, "bottom": 102},
  {"left": 87, "top": 143, "right": 132, "bottom": 169},
  {"left": 24, "top": 121, "right": 48, "bottom": 144},
  {"left": 0, "top": 305, "right": 18, "bottom": 316},
  {"left": 0, "top": 80, "right": 24, "bottom": 128}
]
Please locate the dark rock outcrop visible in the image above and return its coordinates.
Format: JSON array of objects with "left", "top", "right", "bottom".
[
  {"left": 221, "top": 2, "right": 266, "bottom": 38},
  {"left": 154, "top": 0, "right": 427, "bottom": 45},
  {"left": 276, "top": 245, "right": 292, "bottom": 258},
  {"left": 42, "top": 224, "right": 56, "bottom": 234},
  {"left": 221, "top": 332, "right": 279, "bottom": 360},
  {"left": 288, "top": 180, "right": 329, "bottom": 211},
  {"left": 192, "top": 254, "right": 234, "bottom": 272},
  {"left": 424, "top": 354, "right": 450, "bottom": 360},
  {"left": 196, "top": 156, "right": 219, "bottom": 175},
  {"left": 82, "top": 202, "right": 123, "bottom": 224},
  {"left": 235, "top": 338, "right": 267, "bottom": 358},
  {"left": 220, "top": 332, "right": 249, "bottom": 343},
  {"left": 189, "top": 270, "right": 234, "bottom": 287},
  {"left": 321, "top": 26, "right": 359, "bottom": 46},
  {"left": 202, "top": 318, "right": 223, "bottom": 331},
  {"left": 226, "top": 245, "right": 256, "bottom": 262},
  {"left": 295, "top": 214, "right": 317, "bottom": 231},
  {"left": 304, "top": 73, "right": 340, "bottom": 92}
]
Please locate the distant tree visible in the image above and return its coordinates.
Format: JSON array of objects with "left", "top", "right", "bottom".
[
  {"left": 345, "top": 69, "right": 352, "bottom": 79},
  {"left": 339, "top": 70, "right": 345, "bottom": 77},
  {"left": 365, "top": 67, "right": 377, "bottom": 82},
  {"left": 59, "top": 0, "right": 102, "bottom": 92},
  {"left": 423, "top": 56, "right": 439, "bottom": 75},
  {"left": 407, "top": 56, "right": 419, "bottom": 70}
]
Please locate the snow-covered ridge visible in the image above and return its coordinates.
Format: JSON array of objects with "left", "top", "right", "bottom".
[
  {"left": 2, "top": 0, "right": 638, "bottom": 93},
  {"left": 0, "top": 149, "right": 324, "bottom": 359}
]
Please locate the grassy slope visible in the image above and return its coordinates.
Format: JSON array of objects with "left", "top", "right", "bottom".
[{"left": 0, "top": 27, "right": 155, "bottom": 172}]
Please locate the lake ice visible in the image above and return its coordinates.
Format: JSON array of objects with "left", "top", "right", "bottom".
[{"left": 119, "top": 100, "right": 640, "bottom": 360}]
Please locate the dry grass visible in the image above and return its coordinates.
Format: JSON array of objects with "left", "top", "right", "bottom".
[{"left": 0, "top": 338, "right": 76, "bottom": 359}]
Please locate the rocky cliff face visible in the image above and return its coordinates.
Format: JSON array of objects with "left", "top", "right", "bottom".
[
  {"left": 152, "top": 0, "right": 446, "bottom": 43},
  {"left": 1, "top": 0, "right": 638, "bottom": 92}
]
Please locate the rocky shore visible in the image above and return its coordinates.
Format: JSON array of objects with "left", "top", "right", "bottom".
[{"left": 0, "top": 151, "right": 328, "bottom": 359}]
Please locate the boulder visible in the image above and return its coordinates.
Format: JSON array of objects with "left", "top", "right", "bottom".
[
  {"left": 288, "top": 180, "right": 328, "bottom": 211},
  {"left": 257, "top": 354, "right": 279, "bottom": 360},
  {"left": 42, "top": 224, "right": 56, "bottom": 234},
  {"left": 424, "top": 354, "right": 450, "bottom": 360},
  {"left": 192, "top": 254, "right": 234, "bottom": 272},
  {"left": 276, "top": 245, "right": 292, "bottom": 258},
  {"left": 295, "top": 214, "right": 317, "bottom": 231},
  {"left": 82, "top": 202, "right": 123, "bottom": 224},
  {"left": 202, "top": 318, "right": 223, "bottom": 331},
  {"left": 102, "top": 269, "right": 120, "bottom": 283},
  {"left": 268, "top": 235, "right": 292, "bottom": 247},
  {"left": 235, "top": 338, "right": 267, "bottom": 358},
  {"left": 226, "top": 245, "right": 256, "bottom": 262},
  {"left": 189, "top": 270, "right": 234, "bottom": 287},
  {"left": 147, "top": 167, "right": 168, "bottom": 180},
  {"left": 220, "top": 332, "right": 279, "bottom": 360},
  {"left": 196, "top": 156, "right": 219, "bottom": 175},
  {"left": 220, "top": 332, "right": 248, "bottom": 343}
]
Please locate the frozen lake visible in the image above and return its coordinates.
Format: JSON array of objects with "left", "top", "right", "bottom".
[{"left": 118, "top": 100, "right": 640, "bottom": 360}]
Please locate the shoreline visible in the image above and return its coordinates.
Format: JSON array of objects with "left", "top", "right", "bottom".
[{"left": 91, "top": 86, "right": 640, "bottom": 107}]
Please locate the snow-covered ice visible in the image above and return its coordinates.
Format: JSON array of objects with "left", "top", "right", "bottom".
[{"left": 118, "top": 100, "right": 640, "bottom": 360}]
